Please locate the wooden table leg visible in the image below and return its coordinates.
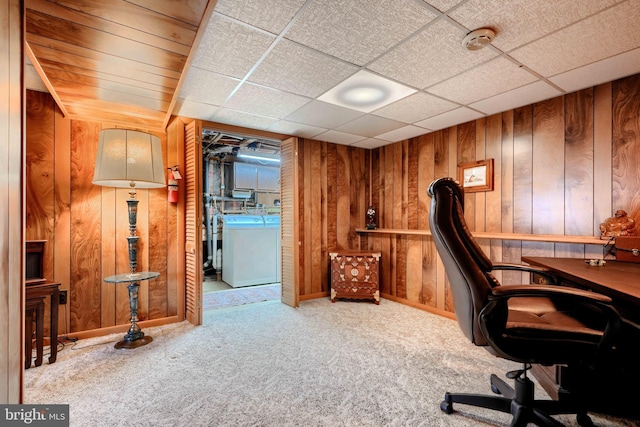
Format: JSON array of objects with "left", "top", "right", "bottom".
[
  {"left": 34, "top": 300, "right": 44, "bottom": 367},
  {"left": 49, "top": 288, "right": 59, "bottom": 363},
  {"left": 24, "top": 308, "right": 34, "bottom": 369}
]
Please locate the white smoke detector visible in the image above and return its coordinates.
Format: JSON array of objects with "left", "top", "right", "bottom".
[{"left": 462, "top": 28, "right": 495, "bottom": 51}]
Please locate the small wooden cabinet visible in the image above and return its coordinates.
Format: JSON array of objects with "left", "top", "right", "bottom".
[{"left": 330, "top": 252, "right": 380, "bottom": 304}]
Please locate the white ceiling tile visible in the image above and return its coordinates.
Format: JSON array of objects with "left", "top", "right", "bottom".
[
  {"left": 422, "top": 0, "right": 465, "bottom": 13},
  {"left": 285, "top": 100, "right": 364, "bottom": 128},
  {"left": 369, "top": 19, "right": 498, "bottom": 89},
  {"left": 469, "top": 81, "right": 562, "bottom": 115},
  {"left": 211, "top": 108, "right": 279, "bottom": 130},
  {"left": 179, "top": 68, "right": 240, "bottom": 105},
  {"left": 213, "top": 0, "right": 307, "bottom": 34},
  {"left": 449, "top": 0, "right": 618, "bottom": 52},
  {"left": 376, "top": 125, "right": 431, "bottom": 142},
  {"left": 428, "top": 56, "right": 538, "bottom": 104},
  {"left": 509, "top": 1, "right": 640, "bottom": 78},
  {"left": 173, "top": 99, "right": 220, "bottom": 121},
  {"left": 415, "top": 107, "right": 484, "bottom": 131},
  {"left": 285, "top": 0, "right": 437, "bottom": 66},
  {"left": 313, "top": 130, "right": 365, "bottom": 145},
  {"left": 225, "top": 82, "right": 310, "bottom": 118},
  {"left": 249, "top": 39, "right": 359, "bottom": 98},
  {"left": 192, "top": 14, "right": 276, "bottom": 78},
  {"left": 549, "top": 48, "right": 640, "bottom": 93},
  {"left": 351, "top": 138, "right": 390, "bottom": 149},
  {"left": 336, "top": 114, "right": 406, "bottom": 138},
  {"left": 373, "top": 92, "right": 458, "bottom": 123},
  {"left": 268, "top": 120, "right": 326, "bottom": 138}
]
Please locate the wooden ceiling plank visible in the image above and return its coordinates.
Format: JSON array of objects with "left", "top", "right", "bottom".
[
  {"left": 127, "top": 0, "right": 211, "bottom": 28},
  {"left": 32, "top": 0, "right": 200, "bottom": 47},
  {"left": 39, "top": 61, "right": 176, "bottom": 95},
  {"left": 64, "top": 100, "right": 166, "bottom": 122},
  {"left": 26, "top": 10, "right": 187, "bottom": 72},
  {"left": 27, "top": 37, "right": 183, "bottom": 80},
  {"left": 24, "top": 42, "right": 70, "bottom": 117},
  {"left": 52, "top": 80, "right": 171, "bottom": 112},
  {"left": 42, "top": 66, "right": 175, "bottom": 98},
  {"left": 66, "top": 108, "right": 165, "bottom": 131}
]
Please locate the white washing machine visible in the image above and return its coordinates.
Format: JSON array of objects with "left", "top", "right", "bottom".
[{"left": 222, "top": 215, "right": 279, "bottom": 287}]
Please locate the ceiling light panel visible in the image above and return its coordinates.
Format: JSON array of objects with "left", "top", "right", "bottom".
[
  {"left": 319, "top": 70, "right": 416, "bottom": 113},
  {"left": 248, "top": 39, "right": 359, "bottom": 98},
  {"left": 213, "top": 0, "right": 307, "bottom": 34},
  {"left": 191, "top": 14, "right": 275, "bottom": 78},
  {"left": 285, "top": 0, "right": 437, "bottom": 66},
  {"left": 368, "top": 19, "right": 498, "bottom": 90}
]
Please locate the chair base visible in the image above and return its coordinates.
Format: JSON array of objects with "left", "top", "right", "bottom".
[{"left": 440, "top": 372, "right": 594, "bottom": 427}]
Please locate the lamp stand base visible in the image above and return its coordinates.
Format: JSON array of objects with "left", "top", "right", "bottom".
[{"left": 115, "top": 335, "right": 153, "bottom": 349}]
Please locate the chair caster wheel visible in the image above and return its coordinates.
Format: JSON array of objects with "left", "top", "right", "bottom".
[
  {"left": 440, "top": 401, "right": 453, "bottom": 414},
  {"left": 577, "top": 413, "right": 594, "bottom": 427}
]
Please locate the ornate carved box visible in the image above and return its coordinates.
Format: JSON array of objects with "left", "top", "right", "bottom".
[{"left": 329, "top": 252, "right": 381, "bottom": 304}]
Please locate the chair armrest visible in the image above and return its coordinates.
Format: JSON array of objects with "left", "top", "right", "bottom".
[
  {"left": 491, "top": 284, "right": 612, "bottom": 303},
  {"left": 491, "top": 263, "right": 558, "bottom": 284}
]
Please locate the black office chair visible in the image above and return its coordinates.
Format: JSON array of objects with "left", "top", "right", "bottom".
[{"left": 427, "top": 177, "right": 623, "bottom": 427}]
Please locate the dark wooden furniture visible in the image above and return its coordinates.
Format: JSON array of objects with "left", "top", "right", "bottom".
[
  {"left": 25, "top": 296, "right": 45, "bottom": 368},
  {"left": 25, "top": 282, "right": 60, "bottom": 368},
  {"left": 522, "top": 257, "right": 640, "bottom": 324},
  {"left": 330, "top": 252, "right": 380, "bottom": 304},
  {"left": 25, "top": 240, "right": 46, "bottom": 285},
  {"left": 522, "top": 256, "right": 640, "bottom": 401}
]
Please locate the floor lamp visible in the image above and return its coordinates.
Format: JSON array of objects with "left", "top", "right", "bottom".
[{"left": 92, "top": 129, "right": 165, "bottom": 348}]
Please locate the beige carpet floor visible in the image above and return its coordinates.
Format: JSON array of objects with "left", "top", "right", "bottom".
[{"left": 24, "top": 299, "right": 636, "bottom": 427}]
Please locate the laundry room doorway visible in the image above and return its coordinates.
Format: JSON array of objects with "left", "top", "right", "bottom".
[{"left": 200, "top": 127, "right": 284, "bottom": 312}]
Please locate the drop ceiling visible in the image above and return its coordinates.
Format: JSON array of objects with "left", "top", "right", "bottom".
[{"left": 25, "top": 0, "right": 640, "bottom": 149}]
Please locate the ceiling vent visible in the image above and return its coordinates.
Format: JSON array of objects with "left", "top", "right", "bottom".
[{"left": 462, "top": 28, "right": 495, "bottom": 51}]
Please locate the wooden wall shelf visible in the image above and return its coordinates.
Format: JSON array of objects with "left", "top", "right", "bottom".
[{"left": 355, "top": 228, "right": 605, "bottom": 245}]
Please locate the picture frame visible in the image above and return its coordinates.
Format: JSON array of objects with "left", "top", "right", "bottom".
[{"left": 457, "top": 159, "right": 494, "bottom": 192}]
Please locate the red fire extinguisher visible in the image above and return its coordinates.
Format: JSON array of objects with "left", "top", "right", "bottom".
[{"left": 168, "top": 166, "right": 181, "bottom": 203}]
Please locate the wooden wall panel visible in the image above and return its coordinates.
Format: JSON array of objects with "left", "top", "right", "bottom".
[
  {"left": 335, "top": 73, "right": 640, "bottom": 317},
  {"left": 612, "top": 75, "right": 640, "bottom": 222},
  {"left": 69, "top": 121, "right": 102, "bottom": 331},
  {"left": 25, "top": 90, "right": 181, "bottom": 336}
]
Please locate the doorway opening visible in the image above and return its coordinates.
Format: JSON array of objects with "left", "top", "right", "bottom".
[{"left": 200, "top": 128, "right": 282, "bottom": 310}]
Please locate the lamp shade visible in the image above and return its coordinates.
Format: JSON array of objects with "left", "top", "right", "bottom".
[{"left": 93, "top": 129, "right": 166, "bottom": 189}]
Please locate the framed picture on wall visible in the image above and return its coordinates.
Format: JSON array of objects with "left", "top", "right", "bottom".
[{"left": 457, "top": 159, "right": 494, "bottom": 192}]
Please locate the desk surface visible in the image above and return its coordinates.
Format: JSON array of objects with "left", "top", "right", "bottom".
[{"left": 522, "top": 257, "right": 640, "bottom": 306}]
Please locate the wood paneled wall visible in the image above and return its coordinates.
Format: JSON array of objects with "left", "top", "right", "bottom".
[
  {"left": 1, "top": 0, "right": 25, "bottom": 403},
  {"left": 25, "top": 90, "right": 182, "bottom": 336},
  {"left": 297, "top": 73, "right": 640, "bottom": 316}
]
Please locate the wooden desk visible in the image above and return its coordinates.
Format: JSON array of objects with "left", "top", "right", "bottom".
[
  {"left": 521, "top": 257, "right": 640, "bottom": 403},
  {"left": 522, "top": 257, "right": 640, "bottom": 323},
  {"left": 25, "top": 282, "right": 60, "bottom": 367}
]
